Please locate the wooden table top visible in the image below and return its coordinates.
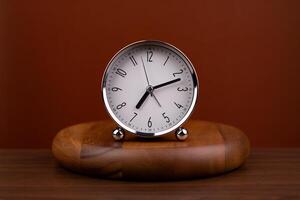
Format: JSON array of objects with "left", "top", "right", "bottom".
[{"left": 0, "top": 149, "right": 299, "bottom": 200}]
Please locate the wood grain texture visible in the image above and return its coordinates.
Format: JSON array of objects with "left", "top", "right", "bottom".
[
  {"left": 52, "top": 120, "right": 250, "bottom": 180},
  {"left": 0, "top": 149, "right": 299, "bottom": 200}
]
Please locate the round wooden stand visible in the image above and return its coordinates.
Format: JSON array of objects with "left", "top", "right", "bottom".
[{"left": 52, "top": 120, "right": 250, "bottom": 181}]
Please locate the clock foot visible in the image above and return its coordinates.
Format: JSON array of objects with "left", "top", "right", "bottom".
[
  {"left": 175, "top": 127, "right": 188, "bottom": 141},
  {"left": 112, "top": 127, "right": 125, "bottom": 141}
]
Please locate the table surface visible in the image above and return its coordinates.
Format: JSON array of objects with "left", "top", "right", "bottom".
[{"left": 0, "top": 149, "right": 299, "bottom": 200}]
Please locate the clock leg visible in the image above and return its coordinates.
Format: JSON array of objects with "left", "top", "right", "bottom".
[
  {"left": 112, "top": 127, "right": 125, "bottom": 141},
  {"left": 175, "top": 127, "right": 188, "bottom": 141}
]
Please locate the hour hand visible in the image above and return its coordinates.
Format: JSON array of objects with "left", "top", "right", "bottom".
[{"left": 135, "top": 91, "right": 150, "bottom": 109}]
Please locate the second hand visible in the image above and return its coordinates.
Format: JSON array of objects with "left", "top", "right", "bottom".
[
  {"left": 141, "top": 57, "right": 150, "bottom": 86},
  {"left": 151, "top": 92, "right": 162, "bottom": 107},
  {"left": 136, "top": 56, "right": 163, "bottom": 108}
]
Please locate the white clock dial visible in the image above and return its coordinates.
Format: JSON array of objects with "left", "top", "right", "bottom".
[{"left": 102, "top": 41, "right": 198, "bottom": 137}]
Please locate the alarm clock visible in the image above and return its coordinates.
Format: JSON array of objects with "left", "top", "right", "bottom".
[{"left": 101, "top": 40, "right": 198, "bottom": 141}]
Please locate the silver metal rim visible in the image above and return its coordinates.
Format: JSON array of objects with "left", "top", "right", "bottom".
[{"left": 101, "top": 40, "right": 199, "bottom": 137}]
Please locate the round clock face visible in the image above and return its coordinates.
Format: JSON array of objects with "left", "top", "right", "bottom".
[{"left": 102, "top": 41, "right": 198, "bottom": 137}]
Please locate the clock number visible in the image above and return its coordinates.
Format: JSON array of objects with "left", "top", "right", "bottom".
[
  {"left": 116, "top": 102, "right": 126, "bottom": 110},
  {"left": 111, "top": 87, "right": 122, "bottom": 92},
  {"left": 147, "top": 117, "right": 152, "bottom": 128},
  {"left": 163, "top": 56, "right": 169, "bottom": 66},
  {"left": 130, "top": 56, "right": 137, "bottom": 66},
  {"left": 147, "top": 51, "right": 153, "bottom": 62},
  {"left": 172, "top": 69, "right": 183, "bottom": 77},
  {"left": 116, "top": 68, "right": 127, "bottom": 78},
  {"left": 162, "top": 112, "right": 170, "bottom": 123},
  {"left": 177, "top": 87, "right": 188, "bottom": 92},
  {"left": 130, "top": 112, "right": 138, "bottom": 122},
  {"left": 174, "top": 102, "right": 183, "bottom": 109}
]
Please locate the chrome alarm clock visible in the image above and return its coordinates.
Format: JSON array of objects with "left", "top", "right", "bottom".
[{"left": 102, "top": 40, "right": 198, "bottom": 140}]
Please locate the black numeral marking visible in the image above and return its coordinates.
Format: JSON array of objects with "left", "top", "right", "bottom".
[
  {"left": 115, "top": 68, "right": 127, "bottom": 78},
  {"left": 162, "top": 112, "right": 170, "bottom": 123},
  {"left": 111, "top": 87, "right": 122, "bottom": 92},
  {"left": 147, "top": 117, "right": 152, "bottom": 128},
  {"left": 130, "top": 56, "right": 137, "bottom": 66},
  {"left": 163, "top": 56, "right": 169, "bottom": 66},
  {"left": 173, "top": 69, "right": 183, "bottom": 77},
  {"left": 130, "top": 112, "right": 138, "bottom": 122},
  {"left": 116, "top": 102, "right": 126, "bottom": 109},
  {"left": 147, "top": 51, "right": 153, "bottom": 62},
  {"left": 174, "top": 102, "right": 183, "bottom": 109},
  {"left": 177, "top": 87, "right": 188, "bottom": 91}
]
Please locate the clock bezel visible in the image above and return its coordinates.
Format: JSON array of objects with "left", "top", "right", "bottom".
[{"left": 102, "top": 40, "right": 199, "bottom": 137}]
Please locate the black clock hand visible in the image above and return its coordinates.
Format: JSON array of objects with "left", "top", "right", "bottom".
[
  {"left": 153, "top": 78, "right": 181, "bottom": 90},
  {"left": 136, "top": 78, "right": 180, "bottom": 109},
  {"left": 135, "top": 91, "right": 150, "bottom": 109},
  {"left": 135, "top": 57, "right": 152, "bottom": 109}
]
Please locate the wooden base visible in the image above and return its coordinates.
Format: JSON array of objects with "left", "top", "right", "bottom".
[{"left": 52, "top": 120, "right": 250, "bottom": 181}]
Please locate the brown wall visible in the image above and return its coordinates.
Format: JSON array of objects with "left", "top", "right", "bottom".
[{"left": 1, "top": 0, "right": 300, "bottom": 148}]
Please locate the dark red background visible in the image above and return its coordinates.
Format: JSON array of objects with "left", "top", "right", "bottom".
[{"left": 1, "top": 0, "right": 300, "bottom": 148}]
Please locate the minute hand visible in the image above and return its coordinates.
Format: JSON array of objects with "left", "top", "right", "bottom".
[{"left": 153, "top": 78, "right": 181, "bottom": 90}]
